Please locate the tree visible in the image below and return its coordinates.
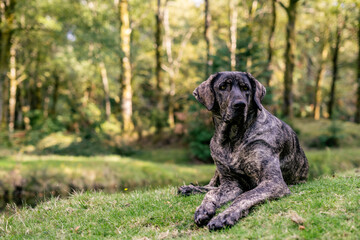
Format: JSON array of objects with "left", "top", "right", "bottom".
[
  {"left": 119, "top": 0, "right": 133, "bottom": 131},
  {"left": 265, "top": 0, "right": 276, "bottom": 86},
  {"left": 229, "top": 0, "right": 238, "bottom": 71},
  {"left": 356, "top": 8, "right": 360, "bottom": 123},
  {"left": 155, "top": 0, "right": 163, "bottom": 108},
  {"left": 204, "top": 0, "right": 213, "bottom": 77},
  {"left": 313, "top": 38, "right": 329, "bottom": 120},
  {"left": 245, "top": 0, "right": 259, "bottom": 71},
  {"left": 328, "top": 11, "right": 346, "bottom": 119},
  {"left": 0, "top": 0, "right": 17, "bottom": 128},
  {"left": 162, "top": 0, "right": 195, "bottom": 128},
  {"left": 278, "top": 0, "right": 300, "bottom": 119}
]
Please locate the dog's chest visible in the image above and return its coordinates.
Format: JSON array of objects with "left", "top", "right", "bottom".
[
  {"left": 210, "top": 138, "right": 261, "bottom": 187},
  {"left": 210, "top": 140, "right": 245, "bottom": 175}
]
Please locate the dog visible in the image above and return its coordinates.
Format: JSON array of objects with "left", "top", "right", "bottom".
[{"left": 178, "top": 71, "right": 308, "bottom": 231}]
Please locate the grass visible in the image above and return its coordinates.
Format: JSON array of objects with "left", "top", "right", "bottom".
[
  {"left": 0, "top": 149, "right": 214, "bottom": 207},
  {"left": 0, "top": 169, "right": 359, "bottom": 239},
  {"left": 1, "top": 147, "right": 360, "bottom": 193}
]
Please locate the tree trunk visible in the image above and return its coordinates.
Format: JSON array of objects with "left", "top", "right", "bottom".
[
  {"left": 50, "top": 73, "right": 59, "bottom": 117},
  {"left": 204, "top": 0, "right": 213, "bottom": 77},
  {"left": 328, "top": 15, "right": 343, "bottom": 119},
  {"left": 99, "top": 62, "right": 111, "bottom": 120},
  {"left": 313, "top": 41, "right": 329, "bottom": 120},
  {"left": 155, "top": 0, "right": 163, "bottom": 108},
  {"left": 0, "top": 0, "right": 16, "bottom": 128},
  {"left": 229, "top": 0, "right": 238, "bottom": 71},
  {"left": 119, "top": 0, "right": 133, "bottom": 131},
  {"left": 279, "top": 0, "right": 299, "bottom": 119},
  {"left": 163, "top": 1, "right": 175, "bottom": 128},
  {"left": 355, "top": 11, "right": 360, "bottom": 123},
  {"left": 246, "top": 0, "right": 258, "bottom": 71},
  {"left": 265, "top": 0, "right": 276, "bottom": 86},
  {"left": 8, "top": 40, "right": 16, "bottom": 134}
]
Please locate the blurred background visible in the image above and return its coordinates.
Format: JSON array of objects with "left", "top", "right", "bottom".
[{"left": 0, "top": 0, "right": 359, "bottom": 210}]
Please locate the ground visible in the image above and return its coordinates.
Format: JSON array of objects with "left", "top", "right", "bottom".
[{"left": 0, "top": 170, "right": 359, "bottom": 239}]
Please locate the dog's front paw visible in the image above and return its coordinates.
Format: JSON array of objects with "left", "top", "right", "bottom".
[
  {"left": 194, "top": 205, "right": 216, "bottom": 227},
  {"left": 178, "top": 185, "right": 195, "bottom": 196},
  {"left": 207, "top": 209, "right": 248, "bottom": 231}
]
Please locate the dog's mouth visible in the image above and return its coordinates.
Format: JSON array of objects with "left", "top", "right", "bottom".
[{"left": 222, "top": 108, "right": 247, "bottom": 124}]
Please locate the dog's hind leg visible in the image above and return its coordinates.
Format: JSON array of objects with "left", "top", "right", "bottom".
[{"left": 178, "top": 170, "right": 220, "bottom": 196}]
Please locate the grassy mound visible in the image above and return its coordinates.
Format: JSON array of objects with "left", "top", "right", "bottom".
[{"left": 1, "top": 170, "right": 359, "bottom": 239}]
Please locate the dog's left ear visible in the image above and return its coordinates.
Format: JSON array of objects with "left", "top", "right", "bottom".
[
  {"left": 193, "top": 73, "right": 219, "bottom": 111},
  {"left": 246, "top": 72, "right": 266, "bottom": 111}
]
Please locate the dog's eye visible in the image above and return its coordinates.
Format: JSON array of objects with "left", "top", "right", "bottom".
[
  {"left": 219, "top": 84, "right": 227, "bottom": 91},
  {"left": 242, "top": 86, "right": 249, "bottom": 91}
]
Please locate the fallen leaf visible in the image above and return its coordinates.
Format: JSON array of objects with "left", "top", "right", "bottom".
[
  {"left": 289, "top": 211, "right": 305, "bottom": 225},
  {"left": 75, "top": 226, "right": 80, "bottom": 231},
  {"left": 299, "top": 225, "right": 305, "bottom": 230}
]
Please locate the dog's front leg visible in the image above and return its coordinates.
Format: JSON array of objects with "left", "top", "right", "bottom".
[
  {"left": 207, "top": 176, "right": 290, "bottom": 231},
  {"left": 194, "top": 180, "right": 243, "bottom": 227},
  {"left": 178, "top": 170, "right": 220, "bottom": 196}
]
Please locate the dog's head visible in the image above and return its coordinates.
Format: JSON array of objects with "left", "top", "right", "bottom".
[{"left": 193, "top": 71, "right": 266, "bottom": 123}]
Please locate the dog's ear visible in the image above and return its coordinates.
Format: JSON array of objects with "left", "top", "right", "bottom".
[
  {"left": 193, "top": 73, "right": 219, "bottom": 111},
  {"left": 246, "top": 72, "right": 266, "bottom": 111}
]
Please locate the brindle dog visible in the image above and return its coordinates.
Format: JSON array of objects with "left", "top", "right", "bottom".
[{"left": 178, "top": 71, "right": 308, "bottom": 231}]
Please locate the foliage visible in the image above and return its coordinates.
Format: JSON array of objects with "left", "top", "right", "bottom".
[
  {"left": 0, "top": 170, "right": 359, "bottom": 239},
  {"left": 187, "top": 105, "right": 214, "bottom": 163},
  {"left": 0, "top": 0, "right": 359, "bottom": 141}
]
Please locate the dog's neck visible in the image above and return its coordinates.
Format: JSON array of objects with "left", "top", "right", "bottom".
[{"left": 212, "top": 109, "right": 259, "bottom": 146}]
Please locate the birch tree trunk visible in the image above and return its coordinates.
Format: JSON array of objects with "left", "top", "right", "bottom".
[
  {"left": 8, "top": 39, "right": 16, "bottom": 134},
  {"left": 119, "top": 0, "right": 133, "bottom": 131},
  {"left": 229, "top": 0, "right": 238, "bottom": 71},
  {"left": 99, "top": 62, "right": 111, "bottom": 120}
]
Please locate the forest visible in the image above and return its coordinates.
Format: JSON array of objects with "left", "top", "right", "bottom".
[{"left": 0, "top": 0, "right": 358, "bottom": 142}]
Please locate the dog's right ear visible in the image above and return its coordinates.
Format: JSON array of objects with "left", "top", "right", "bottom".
[{"left": 193, "top": 73, "right": 218, "bottom": 111}]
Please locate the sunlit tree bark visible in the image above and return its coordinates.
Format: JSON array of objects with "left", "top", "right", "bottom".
[
  {"left": 8, "top": 39, "right": 16, "bottom": 134},
  {"left": 99, "top": 62, "right": 111, "bottom": 121},
  {"left": 119, "top": 0, "right": 133, "bottom": 131}
]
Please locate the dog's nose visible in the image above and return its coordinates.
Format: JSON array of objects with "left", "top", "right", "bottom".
[{"left": 232, "top": 100, "right": 246, "bottom": 109}]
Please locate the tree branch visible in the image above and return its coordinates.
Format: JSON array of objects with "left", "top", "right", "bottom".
[{"left": 276, "top": 0, "right": 288, "bottom": 12}]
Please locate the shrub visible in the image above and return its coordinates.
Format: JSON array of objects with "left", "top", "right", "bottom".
[{"left": 309, "top": 120, "right": 345, "bottom": 148}]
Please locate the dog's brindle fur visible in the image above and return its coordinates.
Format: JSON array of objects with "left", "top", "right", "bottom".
[{"left": 178, "top": 72, "right": 308, "bottom": 231}]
